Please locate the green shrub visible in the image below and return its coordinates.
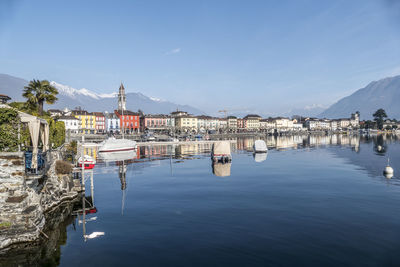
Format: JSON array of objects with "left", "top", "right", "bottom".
[{"left": 55, "top": 160, "right": 73, "bottom": 174}]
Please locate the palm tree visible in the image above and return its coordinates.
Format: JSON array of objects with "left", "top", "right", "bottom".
[{"left": 23, "top": 79, "right": 58, "bottom": 115}]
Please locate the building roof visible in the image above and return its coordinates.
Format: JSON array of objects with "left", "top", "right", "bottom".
[
  {"left": 47, "top": 109, "right": 62, "bottom": 113},
  {"left": 59, "top": 115, "right": 79, "bottom": 120},
  {"left": 92, "top": 112, "right": 105, "bottom": 117},
  {"left": 114, "top": 109, "right": 139, "bottom": 116},
  {"left": 244, "top": 114, "right": 261, "bottom": 119},
  {"left": 73, "top": 110, "right": 93, "bottom": 115}
]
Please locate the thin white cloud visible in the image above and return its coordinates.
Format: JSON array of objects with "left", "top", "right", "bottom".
[{"left": 165, "top": 48, "right": 181, "bottom": 55}]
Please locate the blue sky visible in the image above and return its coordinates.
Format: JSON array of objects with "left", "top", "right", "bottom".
[{"left": 1, "top": 0, "right": 400, "bottom": 116}]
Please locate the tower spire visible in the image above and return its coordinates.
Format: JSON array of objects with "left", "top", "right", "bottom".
[{"left": 118, "top": 82, "right": 126, "bottom": 111}]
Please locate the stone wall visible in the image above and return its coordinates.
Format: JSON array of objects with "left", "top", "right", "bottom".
[{"left": 0, "top": 151, "right": 80, "bottom": 250}]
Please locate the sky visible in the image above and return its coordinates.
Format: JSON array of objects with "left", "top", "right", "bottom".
[{"left": 0, "top": 0, "right": 400, "bottom": 116}]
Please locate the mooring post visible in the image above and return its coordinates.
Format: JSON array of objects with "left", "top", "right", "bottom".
[
  {"left": 90, "top": 170, "right": 94, "bottom": 207},
  {"left": 81, "top": 135, "right": 85, "bottom": 190}
]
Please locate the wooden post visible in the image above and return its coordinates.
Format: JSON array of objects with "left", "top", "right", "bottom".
[
  {"left": 90, "top": 170, "right": 94, "bottom": 208},
  {"left": 81, "top": 135, "right": 85, "bottom": 190}
]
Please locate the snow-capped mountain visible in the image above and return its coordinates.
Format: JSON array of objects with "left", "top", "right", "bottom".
[
  {"left": 0, "top": 74, "right": 204, "bottom": 115},
  {"left": 50, "top": 81, "right": 118, "bottom": 99}
]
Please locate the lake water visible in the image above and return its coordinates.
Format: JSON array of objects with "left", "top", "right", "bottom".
[{"left": 2, "top": 134, "right": 400, "bottom": 267}]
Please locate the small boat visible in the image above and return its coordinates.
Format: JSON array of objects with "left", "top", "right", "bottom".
[
  {"left": 253, "top": 140, "right": 268, "bottom": 153},
  {"left": 78, "top": 155, "right": 96, "bottom": 169},
  {"left": 98, "top": 137, "right": 137, "bottom": 153},
  {"left": 211, "top": 141, "right": 232, "bottom": 163}
]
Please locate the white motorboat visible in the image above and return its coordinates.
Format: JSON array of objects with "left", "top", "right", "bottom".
[
  {"left": 98, "top": 137, "right": 137, "bottom": 153},
  {"left": 98, "top": 149, "right": 137, "bottom": 162},
  {"left": 253, "top": 140, "right": 268, "bottom": 153}
]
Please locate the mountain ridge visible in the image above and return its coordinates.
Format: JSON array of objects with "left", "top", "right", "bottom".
[
  {"left": 319, "top": 75, "right": 400, "bottom": 119},
  {"left": 0, "top": 74, "right": 204, "bottom": 115}
]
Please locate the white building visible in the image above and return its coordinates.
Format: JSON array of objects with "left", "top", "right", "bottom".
[
  {"left": 59, "top": 116, "right": 80, "bottom": 134},
  {"left": 105, "top": 112, "right": 120, "bottom": 133}
]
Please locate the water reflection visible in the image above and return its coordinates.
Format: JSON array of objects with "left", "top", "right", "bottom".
[
  {"left": 253, "top": 152, "right": 267, "bottom": 163},
  {"left": 2, "top": 134, "right": 400, "bottom": 265},
  {"left": 0, "top": 203, "right": 77, "bottom": 267},
  {"left": 212, "top": 162, "right": 231, "bottom": 177}
]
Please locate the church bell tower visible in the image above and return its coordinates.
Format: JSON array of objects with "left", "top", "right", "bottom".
[{"left": 118, "top": 83, "right": 126, "bottom": 111}]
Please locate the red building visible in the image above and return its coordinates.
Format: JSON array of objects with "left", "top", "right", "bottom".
[{"left": 114, "top": 110, "right": 140, "bottom": 133}]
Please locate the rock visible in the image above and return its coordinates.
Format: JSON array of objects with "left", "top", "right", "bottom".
[{"left": 0, "top": 151, "right": 80, "bottom": 250}]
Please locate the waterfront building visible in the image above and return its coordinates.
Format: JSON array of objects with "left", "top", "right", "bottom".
[
  {"left": 140, "top": 114, "right": 172, "bottom": 132},
  {"left": 171, "top": 110, "right": 188, "bottom": 117},
  {"left": 244, "top": 114, "right": 261, "bottom": 130},
  {"left": 338, "top": 118, "right": 351, "bottom": 129},
  {"left": 237, "top": 118, "right": 246, "bottom": 130},
  {"left": 93, "top": 112, "right": 106, "bottom": 133},
  {"left": 273, "top": 117, "right": 293, "bottom": 129},
  {"left": 350, "top": 112, "right": 360, "bottom": 127},
  {"left": 104, "top": 112, "right": 120, "bottom": 133},
  {"left": 174, "top": 114, "right": 198, "bottom": 133},
  {"left": 218, "top": 118, "right": 228, "bottom": 130},
  {"left": 73, "top": 110, "right": 96, "bottom": 134},
  {"left": 114, "top": 110, "right": 140, "bottom": 133},
  {"left": 58, "top": 115, "right": 80, "bottom": 134},
  {"left": 227, "top": 116, "right": 237, "bottom": 130},
  {"left": 197, "top": 115, "right": 218, "bottom": 132}
]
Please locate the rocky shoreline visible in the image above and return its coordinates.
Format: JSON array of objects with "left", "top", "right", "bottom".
[{"left": 0, "top": 151, "right": 81, "bottom": 251}]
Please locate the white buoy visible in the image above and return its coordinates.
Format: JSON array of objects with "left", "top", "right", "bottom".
[{"left": 383, "top": 158, "right": 394, "bottom": 178}]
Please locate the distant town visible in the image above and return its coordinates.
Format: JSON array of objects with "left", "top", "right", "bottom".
[{"left": 1, "top": 82, "right": 399, "bottom": 139}]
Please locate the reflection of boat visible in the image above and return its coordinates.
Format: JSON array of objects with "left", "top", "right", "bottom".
[
  {"left": 253, "top": 140, "right": 268, "bottom": 153},
  {"left": 98, "top": 137, "right": 137, "bottom": 153},
  {"left": 211, "top": 141, "right": 232, "bottom": 163},
  {"left": 253, "top": 152, "right": 267, "bottom": 162},
  {"left": 212, "top": 162, "right": 231, "bottom": 177},
  {"left": 78, "top": 155, "right": 96, "bottom": 169},
  {"left": 98, "top": 149, "right": 137, "bottom": 162}
]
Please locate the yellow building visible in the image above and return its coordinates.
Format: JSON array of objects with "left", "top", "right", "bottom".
[
  {"left": 175, "top": 115, "right": 198, "bottom": 132},
  {"left": 73, "top": 110, "right": 96, "bottom": 134}
]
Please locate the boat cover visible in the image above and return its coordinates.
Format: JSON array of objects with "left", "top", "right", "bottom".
[{"left": 212, "top": 141, "right": 231, "bottom": 156}]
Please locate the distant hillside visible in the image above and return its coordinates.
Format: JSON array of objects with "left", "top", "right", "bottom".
[
  {"left": 319, "top": 75, "right": 400, "bottom": 119},
  {"left": 0, "top": 74, "right": 204, "bottom": 115}
]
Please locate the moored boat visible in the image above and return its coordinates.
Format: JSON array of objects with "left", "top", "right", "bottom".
[
  {"left": 78, "top": 155, "right": 96, "bottom": 169},
  {"left": 211, "top": 141, "right": 232, "bottom": 163},
  {"left": 253, "top": 140, "right": 268, "bottom": 153},
  {"left": 98, "top": 138, "right": 137, "bottom": 153}
]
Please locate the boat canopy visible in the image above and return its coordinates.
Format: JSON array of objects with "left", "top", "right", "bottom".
[
  {"left": 212, "top": 141, "right": 231, "bottom": 155},
  {"left": 254, "top": 140, "right": 267, "bottom": 152}
]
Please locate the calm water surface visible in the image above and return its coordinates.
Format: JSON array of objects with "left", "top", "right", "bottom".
[{"left": 3, "top": 135, "right": 400, "bottom": 266}]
